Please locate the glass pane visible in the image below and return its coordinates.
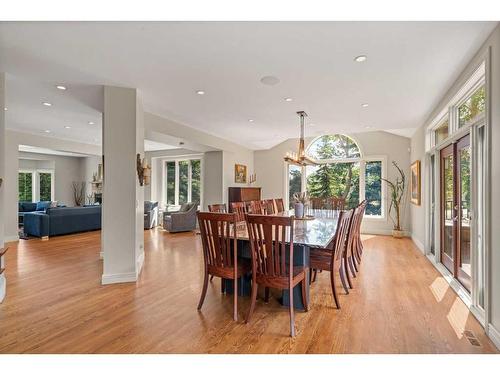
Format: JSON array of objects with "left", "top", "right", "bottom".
[
  {"left": 477, "top": 126, "right": 485, "bottom": 307},
  {"left": 459, "top": 85, "right": 485, "bottom": 128},
  {"left": 166, "top": 161, "right": 176, "bottom": 205},
  {"left": 365, "top": 161, "right": 382, "bottom": 216},
  {"left": 459, "top": 144, "right": 471, "bottom": 278},
  {"left": 288, "top": 165, "right": 302, "bottom": 209},
  {"left": 307, "top": 134, "right": 361, "bottom": 160},
  {"left": 191, "top": 159, "right": 201, "bottom": 205},
  {"left": 430, "top": 155, "right": 435, "bottom": 255},
  {"left": 39, "top": 173, "right": 52, "bottom": 201},
  {"left": 435, "top": 119, "right": 449, "bottom": 144},
  {"left": 178, "top": 160, "right": 189, "bottom": 204},
  {"left": 306, "top": 162, "right": 360, "bottom": 209},
  {"left": 18, "top": 172, "right": 33, "bottom": 201},
  {"left": 442, "top": 154, "right": 454, "bottom": 261}
]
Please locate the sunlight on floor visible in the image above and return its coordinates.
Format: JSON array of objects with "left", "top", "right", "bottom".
[
  {"left": 429, "top": 277, "right": 449, "bottom": 303},
  {"left": 446, "top": 297, "right": 469, "bottom": 339}
]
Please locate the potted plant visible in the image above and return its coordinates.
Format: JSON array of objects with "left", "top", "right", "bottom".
[
  {"left": 382, "top": 161, "right": 407, "bottom": 238},
  {"left": 292, "top": 192, "right": 308, "bottom": 218}
]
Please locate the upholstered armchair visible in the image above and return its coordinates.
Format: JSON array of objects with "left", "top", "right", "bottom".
[
  {"left": 144, "top": 201, "right": 159, "bottom": 229},
  {"left": 163, "top": 202, "right": 198, "bottom": 232}
]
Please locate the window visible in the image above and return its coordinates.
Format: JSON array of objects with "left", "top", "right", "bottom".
[
  {"left": 18, "top": 172, "right": 33, "bottom": 201},
  {"left": 459, "top": 85, "right": 485, "bottom": 128},
  {"left": 39, "top": 172, "right": 52, "bottom": 201},
  {"left": 435, "top": 118, "right": 449, "bottom": 144},
  {"left": 288, "top": 165, "right": 302, "bottom": 209},
  {"left": 164, "top": 158, "right": 202, "bottom": 207},
  {"left": 166, "top": 161, "right": 176, "bottom": 205},
  {"left": 285, "top": 134, "right": 384, "bottom": 217},
  {"left": 365, "top": 160, "right": 382, "bottom": 216}
]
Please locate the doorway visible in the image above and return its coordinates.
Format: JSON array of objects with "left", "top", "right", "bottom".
[{"left": 440, "top": 133, "right": 471, "bottom": 291}]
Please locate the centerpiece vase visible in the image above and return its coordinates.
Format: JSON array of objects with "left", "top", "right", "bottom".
[{"left": 294, "top": 202, "right": 304, "bottom": 218}]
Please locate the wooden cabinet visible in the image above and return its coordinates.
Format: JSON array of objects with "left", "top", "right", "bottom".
[{"left": 228, "top": 187, "right": 261, "bottom": 212}]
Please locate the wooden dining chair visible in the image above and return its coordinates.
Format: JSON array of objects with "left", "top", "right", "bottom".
[
  {"left": 309, "top": 209, "right": 354, "bottom": 309},
  {"left": 343, "top": 201, "right": 366, "bottom": 288},
  {"left": 231, "top": 202, "right": 247, "bottom": 222},
  {"left": 248, "top": 200, "right": 264, "bottom": 214},
  {"left": 352, "top": 200, "right": 367, "bottom": 265},
  {"left": 261, "top": 199, "right": 276, "bottom": 215},
  {"left": 331, "top": 196, "right": 346, "bottom": 211},
  {"left": 274, "top": 198, "right": 285, "bottom": 213},
  {"left": 208, "top": 203, "right": 227, "bottom": 213},
  {"left": 197, "top": 211, "right": 250, "bottom": 321},
  {"left": 245, "top": 214, "right": 308, "bottom": 337}
]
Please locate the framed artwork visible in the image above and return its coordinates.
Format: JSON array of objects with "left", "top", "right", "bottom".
[
  {"left": 410, "top": 160, "right": 421, "bottom": 205},
  {"left": 234, "top": 164, "right": 247, "bottom": 183}
]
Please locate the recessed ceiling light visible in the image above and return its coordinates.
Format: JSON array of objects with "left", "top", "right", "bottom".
[
  {"left": 284, "top": 97, "right": 293, "bottom": 102},
  {"left": 248, "top": 119, "right": 254, "bottom": 123},
  {"left": 365, "top": 126, "right": 372, "bottom": 129},
  {"left": 361, "top": 103, "right": 369, "bottom": 108},
  {"left": 42, "top": 102, "right": 52, "bottom": 107},
  {"left": 3, "top": 107, "right": 7, "bottom": 111},
  {"left": 56, "top": 85, "right": 67, "bottom": 90},
  {"left": 64, "top": 126, "right": 71, "bottom": 129},
  {"left": 44, "top": 130, "right": 51, "bottom": 133},
  {"left": 196, "top": 90, "right": 205, "bottom": 95},
  {"left": 260, "top": 76, "right": 280, "bottom": 86},
  {"left": 354, "top": 55, "right": 367, "bottom": 62},
  {"left": 88, "top": 121, "right": 95, "bottom": 125}
]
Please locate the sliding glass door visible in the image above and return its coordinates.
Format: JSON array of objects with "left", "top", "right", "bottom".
[{"left": 440, "top": 134, "right": 471, "bottom": 291}]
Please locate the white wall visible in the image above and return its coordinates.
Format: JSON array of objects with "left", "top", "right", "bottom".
[
  {"left": 203, "top": 151, "right": 223, "bottom": 210},
  {"left": 409, "top": 23, "right": 500, "bottom": 347},
  {"left": 254, "top": 131, "right": 411, "bottom": 235},
  {"left": 410, "top": 125, "right": 426, "bottom": 250}
]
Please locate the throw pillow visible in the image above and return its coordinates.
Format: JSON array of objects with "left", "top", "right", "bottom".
[
  {"left": 36, "top": 201, "right": 51, "bottom": 211},
  {"left": 50, "top": 201, "right": 58, "bottom": 208}
]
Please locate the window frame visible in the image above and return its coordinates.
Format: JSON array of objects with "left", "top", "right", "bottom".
[
  {"left": 284, "top": 134, "right": 386, "bottom": 220},
  {"left": 162, "top": 156, "right": 203, "bottom": 210},
  {"left": 18, "top": 168, "right": 55, "bottom": 202}
]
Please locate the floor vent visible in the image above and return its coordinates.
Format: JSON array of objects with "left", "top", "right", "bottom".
[{"left": 464, "top": 330, "right": 481, "bottom": 347}]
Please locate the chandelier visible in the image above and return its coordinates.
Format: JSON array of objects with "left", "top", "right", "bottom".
[{"left": 284, "top": 111, "right": 318, "bottom": 166}]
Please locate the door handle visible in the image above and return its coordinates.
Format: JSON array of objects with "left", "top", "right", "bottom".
[{"left": 453, "top": 216, "right": 458, "bottom": 222}]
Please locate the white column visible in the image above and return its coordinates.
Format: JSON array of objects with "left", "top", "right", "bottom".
[
  {"left": 0, "top": 73, "right": 6, "bottom": 302},
  {"left": 101, "top": 86, "right": 144, "bottom": 284}
]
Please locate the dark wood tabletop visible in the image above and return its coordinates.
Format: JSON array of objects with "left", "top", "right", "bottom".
[{"left": 233, "top": 210, "right": 339, "bottom": 249}]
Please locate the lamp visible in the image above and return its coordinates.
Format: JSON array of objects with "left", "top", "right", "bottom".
[{"left": 284, "top": 111, "right": 318, "bottom": 166}]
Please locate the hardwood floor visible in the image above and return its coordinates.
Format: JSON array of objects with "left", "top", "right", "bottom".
[{"left": 0, "top": 229, "right": 497, "bottom": 353}]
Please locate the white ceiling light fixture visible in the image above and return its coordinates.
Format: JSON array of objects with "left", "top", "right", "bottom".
[
  {"left": 361, "top": 103, "right": 369, "bottom": 108},
  {"left": 44, "top": 130, "right": 51, "bottom": 133},
  {"left": 56, "top": 85, "right": 67, "bottom": 90},
  {"left": 284, "top": 97, "right": 293, "bottom": 102},
  {"left": 88, "top": 121, "right": 95, "bottom": 125},
  {"left": 196, "top": 90, "right": 205, "bottom": 95},
  {"left": 248, "top": 119, "right": 254, "bottom": 123},
  {"left": 354, "top": 55, "right": 367, "bottom": 62},
  {"left": 42, "top": 101, "right": 52, "bottom": 107},
  {"left": 64, "top": 125, "right": 71, "bottom": 129},
  {"left": 3, "top": 107, "right": 7, "bottom": 111},
  {"left": 260, "top": 76, "right": 280, "bottom": 86}
]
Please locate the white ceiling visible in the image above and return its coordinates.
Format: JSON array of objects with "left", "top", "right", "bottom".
[{"left": 0, "top": 22, "right": 497, "bottom": 150}]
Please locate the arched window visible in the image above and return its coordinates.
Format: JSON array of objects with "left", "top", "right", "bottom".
[
  {"left": 286, "top": 134, "right": 384, "bottom": 218},
  {"left": 306, "top": 134, "right": 361, "bottom": 160}
]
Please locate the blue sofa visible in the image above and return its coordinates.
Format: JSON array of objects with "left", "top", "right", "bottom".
[
  {"left": 18, "top": 201, "right": 65, "bottom": 225},
  {"left": 23, "top": 206, "right": 102, "bottom": 238}
]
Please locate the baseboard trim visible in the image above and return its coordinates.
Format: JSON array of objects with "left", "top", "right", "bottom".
[
  {"left": 99, "top": 251, "right": 104, "bottom": 260},
  {"left": 136, "top": 251, "right": 144, "bottom": 275},
  {"left": 5, "top": 235, "right": 19, "bottom": 243},
  {"left": 0, "top": 275, "right": 6, "bottom": 303},
  {"left": 488, "top": 323, "right": 500, "bottom": 350},
  {"left": 361, "top": 229, "right": 410, "bottom": 237},
  {"left": 101, "top": 272, "right": 137, "bottom": 285},
  {"left": 411, "top": 235, "right": 425, "bottom": 253}
]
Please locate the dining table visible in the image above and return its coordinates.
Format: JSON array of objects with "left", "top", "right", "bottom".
[{"left": 223, "top": 210, "right": 340, "bottom": 311}]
